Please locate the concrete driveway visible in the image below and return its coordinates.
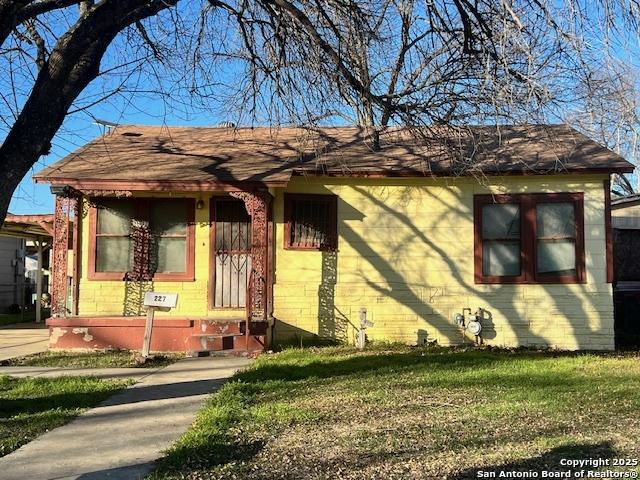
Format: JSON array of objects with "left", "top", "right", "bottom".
[{"left": 0, "top": 323, "right": 49, "bottom": 362}]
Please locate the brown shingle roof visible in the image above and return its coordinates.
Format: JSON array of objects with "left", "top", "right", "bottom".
[{"left": 33, "top": 124, "right": 634, "bottom": 186}]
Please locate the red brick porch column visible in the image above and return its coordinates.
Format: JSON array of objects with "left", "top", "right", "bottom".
[
  {"left": 229, "top": 190, "right": 272, "bottom": 321},
  {"left": 51, "top": 194, "right": 78, "bottom": 317}
]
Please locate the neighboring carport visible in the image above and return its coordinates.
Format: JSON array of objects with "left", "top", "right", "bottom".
[{"left": 0, "top": 214, "right": 54, "bottom": 324}]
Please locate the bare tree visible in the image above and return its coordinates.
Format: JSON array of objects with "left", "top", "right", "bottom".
[
  {"left": 213, "top": 0, "right": 640, "bottom": 175},
  {"left": 1, "top": 0, "right": 640, "bottom": 224},
  {"left": 567, "top": 60, "right": 640, "bottom": 196},
  {"left": 0, "top": 0, "right": 383, "bottom": 223}
]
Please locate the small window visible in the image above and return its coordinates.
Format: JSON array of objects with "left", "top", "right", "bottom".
[
  {"left": 474, "top": 193, "right": 584, "bottom": 284},
  {"left": 150, "top": 200, "right": 189, "bottom": 274},
  {"left": 284, "top": 194, "right": 337, "bottom": 250},
  {"left": 481, "top": 203, "right": 521, "bottom": 277},
  {"left": 89, "top": 198, "right": 194, "bottom": 280},
  {"left": 536, "top": 202, "right": 577, "bottom": 277},
  {"left": 95, "top": 200, "right": 134, "bottom": 273}
]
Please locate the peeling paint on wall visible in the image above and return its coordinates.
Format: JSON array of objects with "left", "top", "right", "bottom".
[
  {"left": 50, "top": 327, "right": 67, "bottom": 345},
  {"left": 72, "top": 327, "right": 94, "bottom": 342}
]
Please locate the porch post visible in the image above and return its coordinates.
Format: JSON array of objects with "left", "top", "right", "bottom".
[
  {"left": 51, "top": 194, "right": 77, "bottom": 317},
  {"left": 230, "top": 190, "right": 272, "bottom": 321},
  {"left": 36, "top": 236, "right": 43, "bottom": 323}
]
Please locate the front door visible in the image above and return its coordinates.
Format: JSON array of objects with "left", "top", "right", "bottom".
[{"left": 211, "top": 199, "right": 251, "bottom": 308}]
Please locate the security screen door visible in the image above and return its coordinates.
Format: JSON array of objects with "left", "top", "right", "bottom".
[{"left": 212, "top": 199, "right": 252, "bottom": 308}]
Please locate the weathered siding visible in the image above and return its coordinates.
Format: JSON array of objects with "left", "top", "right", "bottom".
[
  {"left": 272, "top": 174, "right": 613, "bottom": 350},
  {"left": 612, "top": 202, "right": 640, "bottom": 229}
]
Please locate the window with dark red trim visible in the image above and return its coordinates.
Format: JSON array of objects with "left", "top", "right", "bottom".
[
  {"left": 284, "top": 194, "right": 337, "bottom": 250},
  {"left": 474, "top": 193, "right": 585, "bottom": 284},
  {"left": 88, "top": 198, "right": 195, "bottom": 281}
]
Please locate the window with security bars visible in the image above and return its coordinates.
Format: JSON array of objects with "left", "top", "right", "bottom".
[
  {"left": 212, "top": 199, "right": 252, "bottom": 308},
  {"left": 284, "top": 194, "right": 337, "bottom": 250}
]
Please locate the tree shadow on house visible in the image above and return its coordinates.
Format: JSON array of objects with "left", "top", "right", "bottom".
[
  {"left": 449, "top": 442, "right": 617, "bottom": 480},
  {"left": 318, "top": 250, "right": 358, "bottom": 343},
  {"left": 348, "top": 182, "right": 604, "bottom": 350},
  {"left": 123, "top": 279, "right": 153, "bottom": 316}
]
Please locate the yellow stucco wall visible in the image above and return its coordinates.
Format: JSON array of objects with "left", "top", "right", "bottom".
[
  {"left": 75, "top": 175, "right": 614, "bottom": 350},
  {"left": 272, "top": 174, "right": 614, "bottom": 350}
]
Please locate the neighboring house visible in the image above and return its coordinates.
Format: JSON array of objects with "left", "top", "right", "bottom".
[
  {"left": 33, "top": 124, "right": 634, "bottom": 353},
  {"left": 610, "top": 195, "right": 640, "bottom": 347},
  {"left": 0, "top": 235, "right": 26, "bottom": 311},
  {"left": 1, "top": 214, "right": 56, "bottom": 322}
]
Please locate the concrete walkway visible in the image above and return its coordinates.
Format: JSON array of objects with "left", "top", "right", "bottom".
[
  {"left": 0, "top": 356, "right": 251, "bottom": 480},
  {"left": 0, "top": 365, "right": 163, "bottom": 380},
  {"left": 0, "top": 323, "right": 49, "bottom": 361}
]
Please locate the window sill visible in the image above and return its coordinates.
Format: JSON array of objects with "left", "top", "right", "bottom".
[
  {"left": 87, "top": 273, "right": 195, "bottom": 282},
  {"left": 474, "top": 276, "right": 586, "bottom": 285},
  {"left": 283, "top": 245, "right": 338, "bottom": 252}
]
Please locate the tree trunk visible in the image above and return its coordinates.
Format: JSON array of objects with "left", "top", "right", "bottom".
[{"left": 0, "top": 0, "right": 177, "bottom": 225}]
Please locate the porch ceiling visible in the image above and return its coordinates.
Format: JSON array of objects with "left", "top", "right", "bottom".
[{"left": 1, "top": 214, "right": 55, "bottom": 240}]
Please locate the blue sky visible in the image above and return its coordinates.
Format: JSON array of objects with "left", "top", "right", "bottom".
[
  {"left": 8, "top": 98, "right": 225, "bottom": 215},
  {"left": 6, "top": 1, "right": 640, "bottom": 215}
]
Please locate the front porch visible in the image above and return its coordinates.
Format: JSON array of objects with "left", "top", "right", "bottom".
[
  {"left": 47, "top": 316, "right": 268, "bottom": 355},
  {"left": 46, "top": 187, "right": 275, "bottom": 355}
]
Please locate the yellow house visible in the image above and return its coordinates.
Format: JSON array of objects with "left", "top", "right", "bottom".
[{"left": 34, "top": 125, "right": 634, "bottom": 353}]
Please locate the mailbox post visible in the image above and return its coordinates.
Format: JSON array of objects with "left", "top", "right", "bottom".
[{"left": 141, "top": 292, "right": 178, "bottom": 358}]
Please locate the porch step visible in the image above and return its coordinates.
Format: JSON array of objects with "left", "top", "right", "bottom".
[
  {"left": 188, "top": 332, "right": 266, "bottom": 353},
  {"left": 194, "top": 319, "right": 268, "bottom": 336},
  {"left": 191, "top": 333, "right": 246, "bottom": 338}
]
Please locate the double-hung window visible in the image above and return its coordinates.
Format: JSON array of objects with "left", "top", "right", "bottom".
[
  {"left": 474, "top": 193, "right": 585, "bottom": 284},
  {"left": 89, "top": 198, "right": 195, "bottom": 280}
]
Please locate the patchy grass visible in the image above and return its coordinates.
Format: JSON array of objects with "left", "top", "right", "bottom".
[
  {"left": 0, "top": 375, "right": 130, "bottom": 457},
  {"left": 2, "top": 350, "right": 183, "bottom": 368},
  {"left": 152, "top": 345, "right": 640, "bottom": 480}
]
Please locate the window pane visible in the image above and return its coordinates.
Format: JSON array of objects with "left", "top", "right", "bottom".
[
  {"left": 96, "top": 237, "right": 132, "bottom": 272},
  {"left": 537, "top": 239, "right": 576, "bottom": 275},
  {"left": 483, "top": 241, "right": 520, "bottom": 276},
  {"left": 154, "top": 237, "right": 186, "bottom": 273},
  {"left": 291, "top": 200, "right": 330, "bottom": 247},
  {"left": 97, "top": 201, "right": 133, "bottom": 234},
  {"left": 151, "top": 200, "right": 187, "bottom": 235},
  {"left": 537, "top": 202, "right": 575, "bottom": 238},
  {"left": 482, "top": 204, "right": 520, "bottom": 239}
]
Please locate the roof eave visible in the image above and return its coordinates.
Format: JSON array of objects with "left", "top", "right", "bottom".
[
  {"left": 33, "top": 177, "right": 290, "bottom": 191},
  {"left": 291, "top": 165, "right": 635, "bottom": 178}
]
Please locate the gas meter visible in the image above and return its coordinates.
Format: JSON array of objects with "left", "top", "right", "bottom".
[
  {"left": 466, "top": 318, "right": 482, "bottom": 336},
  {"left": 453, "top": 307, "right": 483, "bottom": 339}
]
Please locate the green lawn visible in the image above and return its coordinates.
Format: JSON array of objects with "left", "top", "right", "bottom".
[
  {"left": 0, "top": 375, "right": 131, "bottom": 457},
  {"left": 2, "top": 350, "right": 183, "bottom": 368},
  {"left": 0, "top": 309, "right": 50, "bottom": 327},
  {"left": 152, "top": 345, "right": 640, "bottom": 479}
]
